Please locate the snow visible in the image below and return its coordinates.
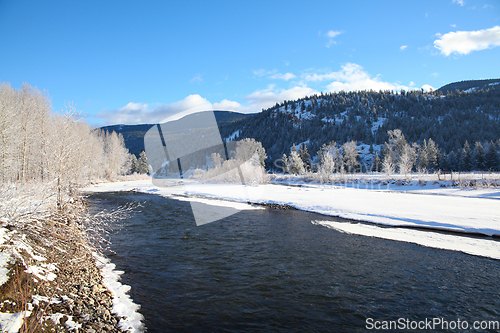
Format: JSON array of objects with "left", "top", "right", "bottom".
[
  {"left": 226, "top": 130, "right": 240, "bottom": 141},
  {"left": 43, "top": 313, "right": 81, "bottom": 331},
  {"left": 0, "top": 311, "right": 31, "bottom": 333},
  {"left": 93, "top": 253, "right": 145, "bottom": 333},
  {"left": 313, "top": 220, "right": 500, "bottom": 260},
  {"left": 371, "top": 117, "right": 387, "bottom": 134},
  {"left": 25, "top": 263, "right": 57, "bottom": 282},
  {"left": 31, "top": 295, "right": 62, "bottom": 306},
  {"left": 84, "top": 179, "right": 500, "bottom": 260},
  {"left": 0, "top": 228, "right": 12, "bottom": 287}
]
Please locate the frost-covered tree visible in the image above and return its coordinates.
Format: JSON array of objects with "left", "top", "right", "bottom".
[
  {"left": 299, "top": 144, "right": 312, "bottom": 172},
  {"left": 211, "top": 152, "right": 223, "bottom": 169},
  {"left": 234, "top": 138, "right": 267, "bottom": 168},
  {"left": 382, "top": 151, "right": 395, "bottom": 177},
  {"left": 318, "top": 151, "right": 335, "bottom": 181},
  {"left": 130, "top": 154, "right": 139, "bottom": 173},
  {"left": 288, "top": 144, "right": 305, "bottom": 175},
  {"left": 104, "top": 130, "right": 130, "bottom": 178},
  {"left": 371, "top": 152, "right": 381, "bottom": 172},
  {"left": 387, "top": 129, "right": 407, "bottom": 166},
  {"left": 0, "top": 80, "right": 133, "bottom": 207},
  {"left": 138, "top": 151, "right": 149, "bottom": 174},
  {"left": 342, "top": 141, "right": 358, "bottom": 173},
  {"left": 398, "top": 143, "right": 416, "bottom": 179},
  {"left": 281, "top": 153, "right": 289, "bottom": 173}
]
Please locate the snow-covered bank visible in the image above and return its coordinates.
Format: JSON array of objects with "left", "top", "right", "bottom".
[
  {"left": 312, "top": 220, "right": 500, "bottom": 260},
  {"left": 84, "top": 179, "right": 500, "bottom": 259},
  {"left": 94, "top": 253, "right": 145, "bottom": 333},
  {"left": 0, "top": 183, "right": 145, "bottom": 333}
]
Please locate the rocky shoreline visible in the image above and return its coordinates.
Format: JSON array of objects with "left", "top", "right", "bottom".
[
  {"left": 0, "top": 243, "right": 134, "bottom": 333},
  {"left": 0, "top": 195, "right": 143, "bottom": 333}
]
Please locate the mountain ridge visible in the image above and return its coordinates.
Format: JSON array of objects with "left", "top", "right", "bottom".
[{"left": 100, "top": 79, "right": 500, "bottom": 168}]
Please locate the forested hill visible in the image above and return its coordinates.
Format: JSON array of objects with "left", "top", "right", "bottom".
[
  {"left": 438, "top": 78, "right": 500, "bottom": 94},
  {"left": 219, "top": 83, "right": 500, "bottom": 167},
  {"left": 101, "top": 111, "right": 251, "bottom": 157}
]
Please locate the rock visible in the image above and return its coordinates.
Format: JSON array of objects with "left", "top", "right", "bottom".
[
  {"left": 91, "top": 285, "right": 100, "bottom": 294},
  {"left": 59, "top": 315, "right": 69, "bottom": 325}
]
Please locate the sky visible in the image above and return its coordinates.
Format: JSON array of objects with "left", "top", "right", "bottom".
[{"left": 1, "top": 0, "right": 500, "bottom": 127}]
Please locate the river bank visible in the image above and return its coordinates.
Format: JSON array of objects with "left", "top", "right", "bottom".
[{"left": 0, "top": 185, "right": 144, "bottom": 333}]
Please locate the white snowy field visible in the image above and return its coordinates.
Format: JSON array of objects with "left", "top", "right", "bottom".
[{"left": 84, "top": 179, "right": 500, "bottom": 260}]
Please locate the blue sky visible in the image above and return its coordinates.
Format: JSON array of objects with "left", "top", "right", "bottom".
[{"left": 1, "top": 0, "right": 499, "bottom": 126}]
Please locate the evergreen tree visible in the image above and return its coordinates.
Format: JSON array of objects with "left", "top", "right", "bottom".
[
  {"left": 473, "top": 141, "right": 486, "bottom": 171},
  {"left": 438, "top": 150, "right": 448, "bottom": 170},
  {"left": 447, "top": 150, "right": 458, "bottom": 171},
  {"left": 299, "top": 144, "right": 312, "bottom": 172},
  {"left": 130, "top": 154, "right": 139, "bottom": 173},
  {"left": 417, "top": 140, "right": 428, "bottom": 172},
  {"left": 138, "top": 151, "right": 149, "bottom": 174},
  {"left": 486, "top": 141, "right": 499, "bottom": 171},
  {"left": 426, "top": 138, "right": 439, "bottom": 171},
  {"left": 459, "top": 141, "right": 472, "bottom": 171}
]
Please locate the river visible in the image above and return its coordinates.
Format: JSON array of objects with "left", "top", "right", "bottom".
[{"left": 88, "top": 191, "right": 500, "bottom": 332}]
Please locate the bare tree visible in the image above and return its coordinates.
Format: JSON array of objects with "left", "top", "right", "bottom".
[
  {"left": 342, "top": 140, "right": 359, "bottom": 173},
  {"left": 398, "top": 143, "right": 416, "bottom": 180}
]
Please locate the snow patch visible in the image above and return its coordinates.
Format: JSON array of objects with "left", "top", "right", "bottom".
[
  {"left": 43, "top": 313, "right": 82, "bottom": 331},
  {"left": 0, "top": 311, "right": 32, "bottom": 333},
  {"left": 0, "top": 228, "right": 12, "bottom": 287},
  {"left": 313, "top": 220, "right": 500, "bottom": 260},
  {"left": 94, "top": 253, "right": 145, "bottom": 333},
  {"left": 226, "top": 130, "right": 240, "bottom": 141}
]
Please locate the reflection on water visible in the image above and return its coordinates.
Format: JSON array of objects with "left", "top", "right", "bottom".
[{"left": 89, "top": 192, "right": 500, "bottom": 332}]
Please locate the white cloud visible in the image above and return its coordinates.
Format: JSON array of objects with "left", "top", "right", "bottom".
[
  {"left": 452, "top": 0, "right": 465, "bottom": 6},
  {"left": 212, "top": 99, "right": 253, "bottom": 113},
  {"left": 245, "top": 85, "right": 319, "bottom": 111},
  {"left": 95, "top": 95, "right": 210, "bottom": 125},
  {"left": 400, "top": 45, "right": 408, "bottom": 51},
  {"left": 190, "top": 74, "right": 203, "bottom": 83},
  {"left": 434, "top": 26, "right": 500, "bottom": 56},
  {"left": 422, "top": 84, "right": 435, "bottom": 92},
  {"left": 93, "top": 93, "right": 261, "bottom": 126},
  {"left": 304, "top": 63, "right": 417, "bottom": 92},
  {"left": 254, "top": 69, "right": 296, "bottom": 81},
  {"left": 253, "top": 69, "right": 270, "bottom": 77},
  {"left": 269, "top": 72, "right": 297, "bottom": 81},
  {"left": 325, "top": 30, "right": 343, "bottom": 47},
  {"left": 326, "top": 30, "right": 342, "bottom": 38}
]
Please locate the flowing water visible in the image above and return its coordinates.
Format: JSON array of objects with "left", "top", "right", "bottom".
[{"left": 88, "top": 192, "right": 500, "bottom": 332}]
